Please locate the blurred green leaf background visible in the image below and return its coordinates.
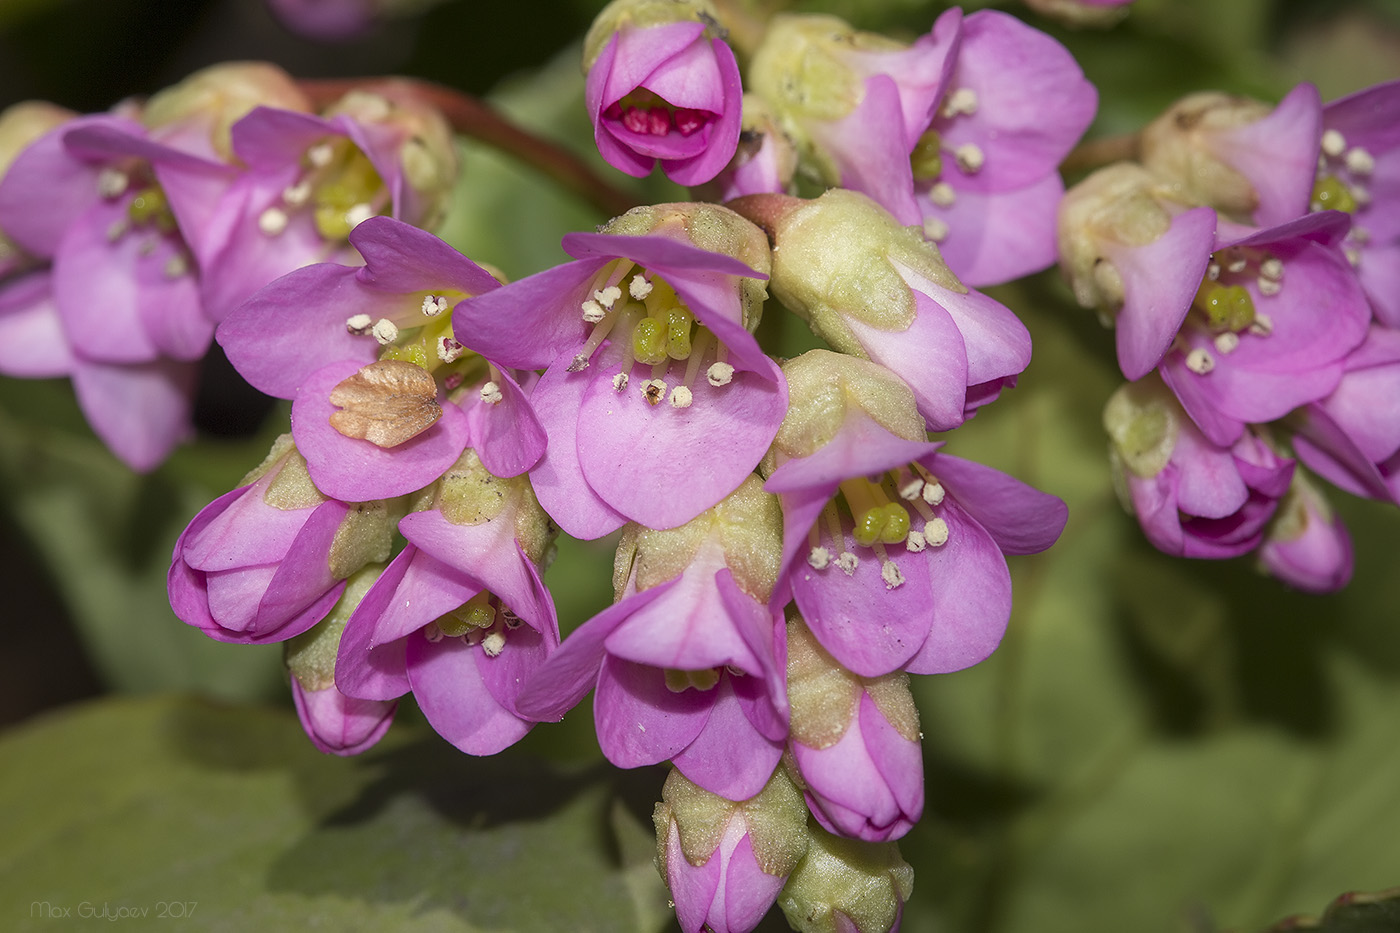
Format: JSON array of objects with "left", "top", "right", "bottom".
[{"left": 2, "top": 0, "right": 1399, "bottom": 930}]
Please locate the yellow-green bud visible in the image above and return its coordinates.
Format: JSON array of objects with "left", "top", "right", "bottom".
[
  {"left": 1103, "top": 376, "right": 1180, "bottom": 483},
  {"left": 583, "top": 0, "right": 724, "bottom": 72},
  {"left": 766, "top": 350, "right": 926, "bottom": 469},
  {"left": 285, "top": 563, "right": 384, "bottom": 691},
  {"left": 654, "top": 766, "right": 810, "bottom": 881},
  {"left": 776, "top": 824, "right": 914, "bottom": 933},
  {"left": 143, "top": 62, "right": 310, "bottom": 161},
  {"left": 1139, "top": 92, "right": 1276, "bottom": 222}
]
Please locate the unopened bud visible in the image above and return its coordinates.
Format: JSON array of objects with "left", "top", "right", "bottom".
[
  {"left": 143, "top": 62, "right": 311, "bottom": 160},
  {"left": 777, "top": 824, "right": 914, "bottom": 933}
]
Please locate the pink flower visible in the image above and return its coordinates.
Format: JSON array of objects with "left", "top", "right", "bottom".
[
  {"left": 334, "top": 452, "right": 560, "bottom": 756},
  {"left": 585, "top": 2, "right": 742, "bottom": 185},
  {"left": 452, "top": 204, "right": 781, "bottom": 539},
  {"left": 168, "top": 437, "right": 393, "bottom": 644},
  {"left": 1105, "top": 376, "right": 1294, "bottom": 559},
  {"left": 1258, "top": 472, "right": 1353, "bottom": 593},
  {"left": 291, "top": 677, "right": 397, "bottom": 756}
]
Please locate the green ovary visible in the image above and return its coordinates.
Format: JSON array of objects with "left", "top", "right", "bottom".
[
  {"left": 1311, "top": 175, "right": 1357, "bottom": 214},
  {"left": 852, "top": 502, "right": 911, "bottom": 547},
  {"left": 910, "top": 129, "right": 943, "bottom": 182},
  {"left": 1194, "top": 282, "right": 1255, "bottom": 332},
  {"left": 435, "top": 592, "right": 496, "bottom": 637},
  {"left": 127, "top": 186, "right": 177, "bottom": 235},
  {"left": 311, "top": 141, "right": 386, "bottom": 240}
]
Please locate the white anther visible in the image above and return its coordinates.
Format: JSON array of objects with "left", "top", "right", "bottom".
[
  {"left": 641, "top": 378, "right": 668, "bottom": 405},
  {"left": 258, "top": 207, "right": 289, "bottom": 237},
  {"left": 282, "top": 181, "right": 311, "bottom": 206},
  {"left": 371, "top": 318, "right": 399, "bottom": 345},
  {"left": 1352, "top": 226, "right": 1372, "bottom": 244},
  {"left": 438, "top": 336, "right": 465, "bottom": 363},
  {"left": 922, "top": 217, "right": 949, "bottom": 242},
  {"left": 929, "top": 182, "right": 957, "bottom": 208},
  {"left": 345, "top": 203, "right": 374, "bottom": 229},
  {"left": 669, "top": 385, "right": 693, "bottom": 409},
  {"left": 1321, "top": 129, "right": 1347, "bottom": 158},
  {"left": 922, "top": 481, "right": 945, "bottom": 506},
  {"left": 1344, "top": 147, "right": 1375, "bottom": 176},
  {"left": 835, "top": 552, "right": 859, "bottom": 575},
  {"left": 1206, "top": 262, "right": 1221, "bottom": 281},
  {"left": 502, "top": 609, "right": 522, "bottom": 629},
  {"left": 707, "top": 362, "right": 734, "bottom": 387},
  {"left": 163, "top": 255, "right": 188, "bottom": 279},
  {"left": 481, "top": 630, "right": 506, "bottom": 658},
  {"left": 96, "top": 168, "right": 129, "bottom": 199},
  {"left": 346, "top": 313, "right": 373, "bottom": 334},
  {"left": 479, "top": 380, "right": 503, "bottom": 404},
  {"left": 423, "top": 622, "right": 443, "bottom": 643},
  {"left": 421, "top": 294, "right": 448, "bottom": 317},
  {"left": 581, "top": 299, "right": 607, "bottom": 323},
  {"left": 106, "top": 219, "right": 129, "bottom": 243},
  {"left": 954, "top": 143, "right": 985, "bottom": 174},
  {"left": 942, "top": 87, "right": 979, "bottom": 117},
  {"left": 1185, "top": 347, "right": 1215, "bottom": 374},
  {"left": 1249, "top": 313, "right": 1274, "bottom": 336},
  {"left": 924, "top": 517, "right": 949, "bottom": 547},
  {"left": 1346, "top": 247, "right": 1362, "bottom": 267},
  {"left": 1226, "top": 258, "right": 1247, "bottom": 274},
  {"left": 899, "top": 478, "right": 924, "bottom": 501},
  {"left": 905, "top": 531, "right": 927, "bottom": 553},
  {"left": 1213, "top": 332, "right": 1241, "bottom": 354},
  {"left": 1259, "top": 257, "right": 1284, "bottom": 280},
  {"left": 612, "top": 371, "right": 629, "bottom": 391},
  {"left": 881, "top": 561, "right": 906, "bottom": 589},
  {"left": 1256, "top": 276, "right": 1281, "bottom": 297},
  {"left": 567, "top": 354, "right": 590, "bottom": 372},
  {"left": 307, "top": 142, "right": 335, "bottom": 167},
  {"left": 138, "top": 238, "right": 157, "bottom": 257},
  {"left": 808, "top": 546, "right": 831, "bottom": 570},
  {"left": 628, "top": 274, "right": 653, "bottom": 300},
  {"left": 1353, "top": 184, "right": 1372, "bottom": 208},
  {"left": 593, "top": 285, "right": 622, "bottom": 309}
]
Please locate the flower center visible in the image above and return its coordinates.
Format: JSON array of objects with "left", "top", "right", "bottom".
[
  {"left": 1177, "top": 246, "right": 1282, "bottom": 374},
  {"left": 568, "top": 260, "right": 736, "bottom": 409},
  {"left": 1312, "top": 127, "right": 1374, "bottom": 268},
  {"left": 423, "top": 591, "right": 523, "bottom": 658},
  {"left": 805, "top": 463, "right": 950, "bottom": 590},
  {"left": 604, "top": 89, "right": 711, "bottom": 138},
  {"left": 258, "top": 136, "right": 389, "bottom": 242},
  {"left": 95, "top": 165, "right": 193, "bottom": 279}
]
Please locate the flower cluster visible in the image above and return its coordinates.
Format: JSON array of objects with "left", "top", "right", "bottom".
[
  {"left": 10, "top": 3, "right": 1106, "bottom": 931},
  {"left": 1059, "top": 78, "right": 1400, "bottom": 591},
  {"left": 0, "top": 63, "right": 457, "bottom": 470}
]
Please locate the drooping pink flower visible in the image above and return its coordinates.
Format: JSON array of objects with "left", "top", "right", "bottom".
[
  {"left": 655, "top": 767, "right": 809, "bottom": 933},
  {"left": 1257, "top": 471, "right": 1353, "bottom": 593},
  {"left": 168, "top": 436, "right": 394, "bottom": 644},
  {"left": 219, "top": 216, "right": 542, "bottom": 502},
  {"left": 584, "top": 0, "right": 743, "bottom": 186},
  {"left": 765, "top": 352, "right": 1066, "bottom": 679},
  {"left": 334, "top": 451, "right": 559, "bottom": 756},
  {"left": 1105, "top": 376, "right": 1295, "bottom": 559},
  {"left": 517, "top": 477, "right": 788, "bottom": 801},
  {"left": 452, "top": 204, "right": 782, "bottom": 539},
  {"left": 291, "top": 676, "right": 397, "bottom": 756},
  {"left": 786, "top": 619, "right": 923, "bottom": 843}
]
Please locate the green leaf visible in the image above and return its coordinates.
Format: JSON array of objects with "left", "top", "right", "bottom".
[{"left": 0, "top": 694, "right": 669, "bottom": 932}]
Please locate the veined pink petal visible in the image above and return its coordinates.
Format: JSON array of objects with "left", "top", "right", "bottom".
[
  {"left": 407, "top": 634, "right": 534, "bottom": 755},
  {"left": 927, "top": 453, "right": 1067, "bottom": 555},
  {"left": 1212, "top": 82, "right": 1322, "bottom": 227},
  {"left": 923, "top": 172, "right": 1064, "bottom": 287},
  {"left": 594, "top": 654, "right": 713, "bottom": 768},
  {"left": 670, "top": 675, "right": 783, "bottom": 801},
  {"left": 70, "top": 355, "right": 196, "bottom": 472}
]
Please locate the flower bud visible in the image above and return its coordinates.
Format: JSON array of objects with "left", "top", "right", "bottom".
[
  {"left": 143, "top": 62, "right": 311, "bottom": 161},
  {"left": 286, "top": 565, "right": 397, "bottom": 755},
  {"left": 705, "top": 94, "right": 798, "bottom": 202},
  {"left": 755, "top": 187, "right": 1029, "bottom": 429},
  {"left": 785, "top": 617, "right": 923, "bottom": 842},
  {"left": 767, "top": 350, "right": 926, "bottom": 468},
  {"left": 777, "top": 823, "right": 914, "bottom": 933},
  {"left": 168, "top": 434, "right": 397, "bottom": 644},
  {"left": 583, "top": 0, "right": 742, "bottom": 186},
  {"left": 1105, "top": 377, "right": 1294, "bottom": 559},
  {"left": 321, "top": 83, "right": 459, "bottom": 231},
  {"left": 1139, "top": 85, "right": 1322, "bottom": 227},
  {"left": 1258, "top": 470, "right": 1353, "bottom": 593},
  {"left": 1057, "top": 163, "right": 1218, "bottom": 380},
  {"left": 654, "top": 766, "right": 810, "bottom": 933}
]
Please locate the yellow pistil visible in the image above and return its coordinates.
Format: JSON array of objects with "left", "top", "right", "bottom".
[
  {"left": 664, "top": 667, "right": 721, "bottom": 693},
  {"left": 435, "top": 591, "right": 496, "bottom": 637},
  {"left": 910, "top": 129, "right": 944, "bottom": 182},
  {"left": 127, "top": 186, "right": 177, "bottom": 235},
  {"left": 1193, "top": 281, "right": 1255, "bottom": 332},
  {"left": 1311, "top": 175, "right": 1357, "bottom": 214},
  {"left": 310, "top": 139, "right": 386, "bottom": 240}
]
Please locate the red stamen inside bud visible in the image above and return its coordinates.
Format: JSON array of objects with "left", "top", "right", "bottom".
[{"left": 672, "top": 109, "right": 706, "bottom": 137}]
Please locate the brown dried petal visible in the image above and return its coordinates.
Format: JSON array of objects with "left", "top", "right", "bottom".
[{"left": 328, "top": 359, "right": 442, "bottom": 448}]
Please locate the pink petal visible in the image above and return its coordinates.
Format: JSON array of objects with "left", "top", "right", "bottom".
[
  {"left": 70, "top": 355, "right": 196, "bottom": 472},
  {"left": 407, "top": 634, "right": 533, "bottom": 755}
]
